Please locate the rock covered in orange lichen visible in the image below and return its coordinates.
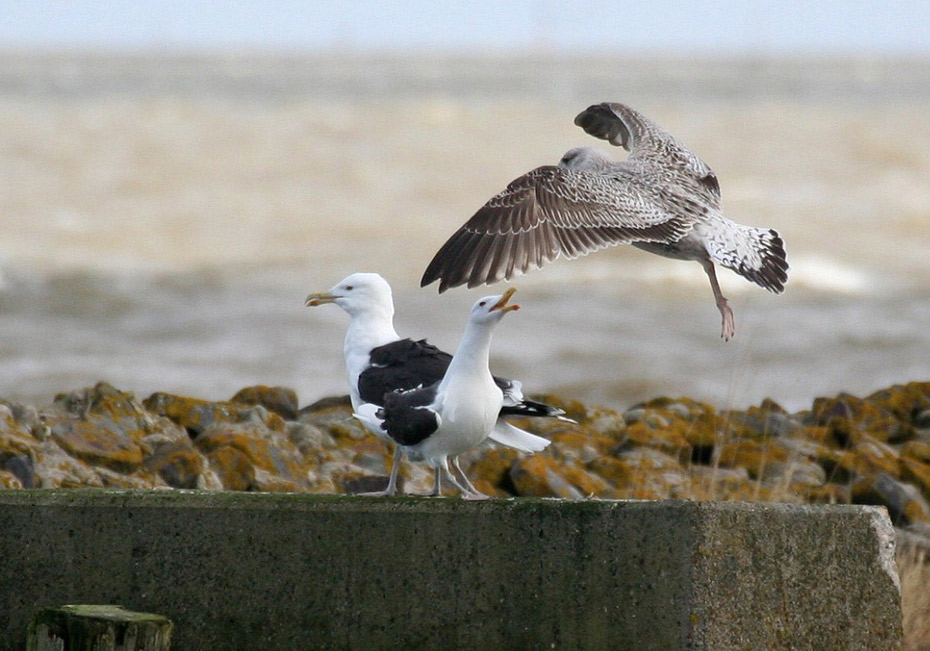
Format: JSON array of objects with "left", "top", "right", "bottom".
[
  {"left": 142, "top": 392, "right": 242, "bottom": 435},
  {"left": 901, "top": 458, "right": 930, "bottom": 498},
  {"left": 4, "top": 380, "right": 930, "bottom": 528},
  {"left": 231, "top": 385, "right": 299, "bottom": 421},
  {"left": 810, "top": 393, "right": 913, "bottom": 445},
  {"left": 510, "top": 456, "right": 585, "bottom": 499},
  {"left": 853, "top": 473, "right": 930, "bottom": 524},
  {"left": 47, "top": 384, "right": 152, "bottom": 472},
  {"left": 469, "top": 448, "right": 520, "bottom": 489},
  {"left": 715, "top": 440, "right": 789, "bottom": 478},
  {"left": 0, "top": 405, "right": 38, "bottom": 488},
  {"left": 51, "top": 420, "right": 144, "bottom": 473},
  {"left": 902, "top": 440, "right": 930, "bottom": 464},
  {"left": 195, "top": 421, "right": 303, "bottom": 483},
  {"left": 207, "top": 446, "right": 255, "bottom": 491},
  {"left": 144, "top": 441, "right": 204, "bottom": 489},
  {"left": 867, "top": 382, "right": 930, "bottom": 423}
]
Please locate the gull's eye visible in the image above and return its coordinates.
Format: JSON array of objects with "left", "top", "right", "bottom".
[
  {"left": 479, "top": 301, "right": 486, "bottom": 306},
  {"left": 345, "top": 285, "right": 353, "bottom": 291}
]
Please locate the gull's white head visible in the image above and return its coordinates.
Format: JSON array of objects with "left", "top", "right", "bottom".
[
  {"left": 558, "top": 146, "right": 615, "bottom": 171},
  {"left": 305, "top": 272, "right": 394, "bottom": 319},
  {"left": 469, "top": 287, "right": 520, "bottom": 326}
]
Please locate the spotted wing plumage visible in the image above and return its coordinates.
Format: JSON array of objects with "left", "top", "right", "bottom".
[
  {"left": 574, "top": 102, "right": 722, "bottom": 203},
  {"left": 421, "top": 165, "right": 695, "bottom": 292}
]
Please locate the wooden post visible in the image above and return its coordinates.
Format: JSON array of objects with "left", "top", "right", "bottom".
[{"left": 27, "top": 605, "right": 172, "bottom": 651}]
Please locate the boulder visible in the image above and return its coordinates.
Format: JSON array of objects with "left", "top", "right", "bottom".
[
  {"left": 207, "top": 446, "right": 255, "bottom": 491},
  {"left": 510, "top": 456, "right": 584, "bottom": 499},
  {"left": 144, "top": 441, "right": 205, "bottom": 489},
  {"left": 714, "top": 440, "right": 789, "bottom": 479},
  {"left": 231, "top": 385, "right": 299, "bottom": 421},
  {"left": 866, "top": 382, "right": 930, "bottom": 424},
  {"left": 194, "top": 421, "right": 306, "bottom": 488},
  {"left": 51, "top": 420, "right": 144, "bottom": 473},
  {"left": 143, "top": 392, "right": 244, "bottom": 436},
  {"left": 1, "top": 453, "right": 36, "bottom": 488},
  {"left": 853, "top": 472, "right": 930, "bottom": 525}
]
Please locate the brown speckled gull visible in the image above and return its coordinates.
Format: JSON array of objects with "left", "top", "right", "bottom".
[{"left": 421, "top": 102, "right": 788, "bottom": 340}]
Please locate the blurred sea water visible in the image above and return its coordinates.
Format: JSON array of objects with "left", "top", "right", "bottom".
[{"left": 1, "top": 52, "right": 929, "bottom": 409}]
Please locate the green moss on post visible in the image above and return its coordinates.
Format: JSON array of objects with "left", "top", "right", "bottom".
[{"left": 27, "top": 605, "right": 173, "bottom": 651}]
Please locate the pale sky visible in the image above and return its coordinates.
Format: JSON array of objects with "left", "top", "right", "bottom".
[{"left": 1, "top": 0, "right": 928, "bottom": 54}]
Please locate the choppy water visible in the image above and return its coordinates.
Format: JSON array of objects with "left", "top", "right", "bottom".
[{"left": 1, "top": 53, "right": 929, "bottom": 410}]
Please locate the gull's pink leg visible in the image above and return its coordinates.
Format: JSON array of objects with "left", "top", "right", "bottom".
[
  {"left": 452, "top": 457, "right": 490, "bottom": 500},
  {"left": 360, "top": 446, "right": 404, "bottom": 497},
  {"left": 427, "top": 466, "right": 442, "bottom": 497},
  {"left": 700, "top": 258, "right": 734, "bottom": 341}
]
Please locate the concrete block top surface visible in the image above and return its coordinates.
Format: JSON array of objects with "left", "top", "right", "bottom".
[{"left": 0, "top": 487, "right": 901, "bottom": 520}]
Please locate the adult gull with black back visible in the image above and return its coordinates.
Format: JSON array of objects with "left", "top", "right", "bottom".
[
  {"left": 353, "top": 289, "right": 525, "bottom": 498},
  {"left": 306, "top": 273, "right": 563, "bottom": 496}
]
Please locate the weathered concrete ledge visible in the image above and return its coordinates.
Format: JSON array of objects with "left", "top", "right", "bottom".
[{"left": 0, "top": 491, "right": 902, "bottom": 650}]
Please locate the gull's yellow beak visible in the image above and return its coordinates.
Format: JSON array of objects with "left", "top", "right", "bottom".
[
  {"left": 490, "top": 287, "right": 520, "bottom": 313},
  {"left": 305, "top": 291, "right": 337, "bottom": 307}
]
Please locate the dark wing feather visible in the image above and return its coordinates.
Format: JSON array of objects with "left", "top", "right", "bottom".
[
  {"left": 421, "top": 165, "right": 695, "bottom": 292},
  {"left": 574, "top": 103, "right": 638, "bottom": 150},
  {"left": 379, "top": 387, "right": 440, "bottom": 446},
  {"left": 573, "top": 102, "right": 665, "bottom": 155},
  {"left": 358, "top": 338, "right": 452, "bottom": 404},
  {"left": 575, "top": 102, "right": 722, "bottom": 202},
  {"left": 499, "top": 399, "right": 566, "bottom": 419}
]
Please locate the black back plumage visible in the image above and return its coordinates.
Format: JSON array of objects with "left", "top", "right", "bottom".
[
  {"left": 358, "top": 338, "right": 451, "bottom": 404},
  {"left": 377, "top": 386, "right": 440, "bottom": 446},
  {"left": 358, "top": 338, "right": 565, "bottom": 420}
]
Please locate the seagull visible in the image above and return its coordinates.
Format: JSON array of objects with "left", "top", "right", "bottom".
[
  {"left": 353, "top": 289, "right": 525, "bottom": 499},
  {"left": 420, "top": 101, "right": 788, "bottom": 340},
  {"left": 305, "top": 272, "right": 560, "bottom": 495}
]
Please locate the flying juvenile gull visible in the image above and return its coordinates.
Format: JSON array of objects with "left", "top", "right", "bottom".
[
  {"left": 353, "top": 288, "right": 526, "bottom": 499},
  {"left": 420, "top": 102, "right": 788, "bottom": 340},
  {"left": 305, "top": 272, "right": 561, "bottom": 496}
]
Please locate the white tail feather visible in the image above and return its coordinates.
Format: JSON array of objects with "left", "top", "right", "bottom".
[
  {"left": 353, "top": 403, "right": 384, "bottom": 435},
  {"left": 699, "top": 220, "right": 788, "bottom": 293},
  {"left": 489, "top": 420, "right": 550, "bottom": 453}
]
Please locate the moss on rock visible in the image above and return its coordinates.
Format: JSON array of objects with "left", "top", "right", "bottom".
[{"left": 5, "top": 380, "right": 930, "bottom": 525}]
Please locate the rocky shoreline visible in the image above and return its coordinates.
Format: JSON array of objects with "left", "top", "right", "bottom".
[
  {"left": 2, "top": 381, "right": 930, "bottom": 535},
  {"left": 4, "top": 379, "right": 930, "bottom": 646}
]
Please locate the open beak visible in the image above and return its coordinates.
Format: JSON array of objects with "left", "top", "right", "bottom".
[
  {"left": 305, "top": 291, "right": 337, "bottom": 307},
  {"left": 490, "top": 287, "right": 520, "bottom": 313}
]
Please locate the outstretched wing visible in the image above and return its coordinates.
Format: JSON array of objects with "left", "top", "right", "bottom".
[
  {"left": 574, "top": 102, "right": 721, "bottom": 201},
  {"left": 421, "top": 165, "right": 694, "bottom": 292}
]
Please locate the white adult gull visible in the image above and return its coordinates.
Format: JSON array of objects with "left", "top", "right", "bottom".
[
  {"left": 353, "top": 289, "right": 523, "bottom": 499},
  {"left": 420, "top": 101, "right": 788, "bottom": 340},
  {"left": 305, "top": 272, "right": 561, "bottom": 496}
]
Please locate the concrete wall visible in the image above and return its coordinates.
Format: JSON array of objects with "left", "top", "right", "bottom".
[{"left": 0, "top": 491, "right": 901, "bottom": 650}]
